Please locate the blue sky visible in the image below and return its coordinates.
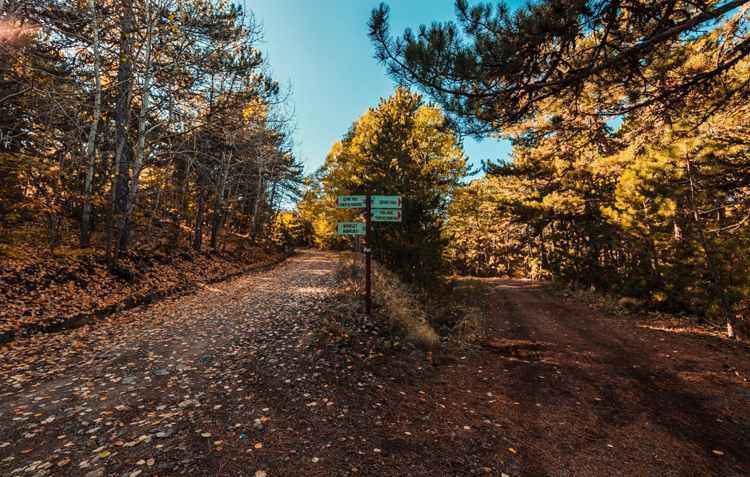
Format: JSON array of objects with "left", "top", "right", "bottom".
[{"left": 248, "top": 0, "right": 520, "bottom": 176}]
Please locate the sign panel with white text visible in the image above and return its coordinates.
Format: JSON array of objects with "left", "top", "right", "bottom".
[
  {"left": 371, "top": 196, "right": 402, "bottom": 209},
  {"left": 335, "top": 222, "right": 367, "bottom": 235},
  {"left": 371, "top": 209, "right": 402, "bottom": 222}
]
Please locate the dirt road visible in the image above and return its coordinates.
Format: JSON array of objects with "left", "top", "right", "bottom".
[
  {"left": 1, "top": 254, "right": 749, "bottom": 476},
  {"left": 467, "top": 279, "right": 750, "bottom": 476},
  {"left": 0, "top": 250, "right": 342, "bottom": 476}
]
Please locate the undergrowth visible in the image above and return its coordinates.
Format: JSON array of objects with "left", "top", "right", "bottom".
[
  {"left": 331, "top": 253, "right": 490, "bottom": 349},
  {"left": 335, "top": 253, "right": 440, "bottom": 351},
  {"left": 548, "top": 282, "right": 749, "bottom": 340},
  {"left": 425, "top": 278, "right": 486, "bottom": 342},
  {"left": 371, "top": 262, "right": 440, "bottom": 351}
]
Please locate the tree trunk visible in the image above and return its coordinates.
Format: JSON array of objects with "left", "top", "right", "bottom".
[
  {"left": 193, "top": 169, "right": 207, "bottom": 251},
  {"left": 268, "top": 178, "right": 278, "bottom": 215},
  {"left": 210, "top": 151, "right": 231, "bottom": 249},
  {"left": 80, "top": 0, "right": 102, "bottom": 248},
  {"left": 686, "top": 153, "right": 737, "bottom": 339},
  {"left": 115, "top": 1, "right": 156, "bottom": 261},
  {"left": 194, "top": 78, "right": 215, "bottom": 252},
  {"left": 107, "top": 3, "right": 134, "bottom": 265},
  {"left": 145, "top": 183, "right": 162, "bottom": 244},
  {"left": 175, "top": 153, "right": 192, "bottom": 229},
  {"left": 221, "top": 201, "right": 236, "bottom": 253},
  {"left": 250, "top": 162, "right": 264, "bottom": 235},
  {"left": 145, "top": 170, "right": 167, "bottom": 244}
]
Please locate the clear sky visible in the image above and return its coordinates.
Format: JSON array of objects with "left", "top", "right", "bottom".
[{"left": 247, "top": 0, "right": 520, "bottom": 176}]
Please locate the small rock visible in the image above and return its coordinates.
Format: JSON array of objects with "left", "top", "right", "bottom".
[
  {"left": 178, "top": 399, "right": 200, "bottom": 408},
  {"left": 122, "top": 376, "right": 138, "bottom": 385},
  {"left": 175, "top": 364, "right": 186, "bottom": 372},
  {"left": 152, "top": 369, "right": 170, "bottom": 376},
  {"left": 201, "top": 355, "right": 213, "bottom": 361},
  {"left": 85, "top": 469, "right": 105, "bottom": 477}
]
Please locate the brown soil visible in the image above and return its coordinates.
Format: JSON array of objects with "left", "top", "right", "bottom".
[
  {"left": 1, "top": 254, "right": 749, "bottom": 477},
  {"left": 0, "top": 244, "right": 285, "bottom": 344},
  {"left": 465, "top": 279, "right": 750, "bottom": 476}
]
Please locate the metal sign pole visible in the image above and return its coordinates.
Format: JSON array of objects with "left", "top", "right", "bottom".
[
  {"left": 365, "top": 193, "right": 371, "bottom": 315},
  {"left": 334, "top": 194, "right": 401, "bottom": 314}
]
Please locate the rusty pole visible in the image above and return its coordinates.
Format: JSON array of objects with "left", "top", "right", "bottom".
[{"left": 365, "top": 193, "right": 371, "bottom": 315}]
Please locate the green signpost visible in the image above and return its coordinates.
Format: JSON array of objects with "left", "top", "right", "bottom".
[
  {"left": 335, "top": 195, "right": 367, "bottom": 208},
  {"left": 334, "top": 222, "right": 366, "bottom": 235},
  {"left": 332, "top": 194, "right": 403, "bottom": 314},
  {"left": 370, "top": 196, "right": 402, "bottom": 209},
  {"left": 371, "top": 209, "right": 402, "bottom": 222}
]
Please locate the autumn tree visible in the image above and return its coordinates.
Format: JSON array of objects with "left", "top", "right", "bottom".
[
  {"left": 371, "top": 1, "right": 749, "bottom": 337},
  {"left": 0, "top": 0, "right": 301, "bottom": 263},
  {"left": 368, "top": 0, "right": 750, "bottom": 133},
  {"left": 443, "top": 38, "right": 750, "bottom": 336},
  {"left": 306, "top": 87, "right": 468, "bottom": 285}
]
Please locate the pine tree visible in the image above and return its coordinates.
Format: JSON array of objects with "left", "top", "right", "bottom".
[{"left": 309, "top": 87, "right": 468, "bottom": 285}]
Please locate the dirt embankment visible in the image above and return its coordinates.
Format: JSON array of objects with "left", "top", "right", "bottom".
[{"left": 0, "top": 246, "right": 288, "bottom": 344}]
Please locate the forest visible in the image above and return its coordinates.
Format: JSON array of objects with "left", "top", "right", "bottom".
[
  {"left": 2, "top": 1, "right": 750, "bottom": 476},
  {"left": 1, "top": 1, "right": 748, "bottom": 339},
  {"left": 0, "top": 0, "right": 303, "bottom": 265},
  {"left": 379, "top": 0, "right": 750, "bottom": 339},
  {"left": 300, "top": 0, "right": 750, "bottom": 339}
]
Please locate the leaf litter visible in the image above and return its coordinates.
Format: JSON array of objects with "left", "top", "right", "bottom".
[{"left": 2, "top": 250, "right": 747, "bottom": 476}]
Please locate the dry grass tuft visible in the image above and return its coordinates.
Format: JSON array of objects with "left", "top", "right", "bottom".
[
  {"left": 371, "top": 262, "right": 440, "bottom": 351},
  {"left": 427, "top": 278, "right": 486, "bottom": 342},
  {"left": 336, "top": 252, "right": 440, "bottom": 351}
]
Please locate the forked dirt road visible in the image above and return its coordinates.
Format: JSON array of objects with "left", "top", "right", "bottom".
[{"left": 0, "top": 252, "right": 749, "bottom": 476}]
